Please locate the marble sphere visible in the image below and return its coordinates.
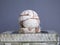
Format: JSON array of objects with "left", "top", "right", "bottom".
[{"left": 19, "top": 10, "right": 40, "bottom": 28}]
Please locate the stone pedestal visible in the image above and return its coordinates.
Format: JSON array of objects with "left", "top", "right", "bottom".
[{"left": 0, "top": 33, "right": 59, "bottom": 45}]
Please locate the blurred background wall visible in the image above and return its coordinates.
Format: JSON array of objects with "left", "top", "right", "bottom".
[{"left": 0, "top": 0, "right": 60, "bottom": 34}]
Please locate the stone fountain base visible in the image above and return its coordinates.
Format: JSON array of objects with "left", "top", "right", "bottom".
[{"left": 0, "top": 33, "right": 59, "bottom": 45}]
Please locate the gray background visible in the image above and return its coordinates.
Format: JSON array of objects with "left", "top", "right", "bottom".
[{"left": 0, "top": 0, "right": 60, "bottom": 34}]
